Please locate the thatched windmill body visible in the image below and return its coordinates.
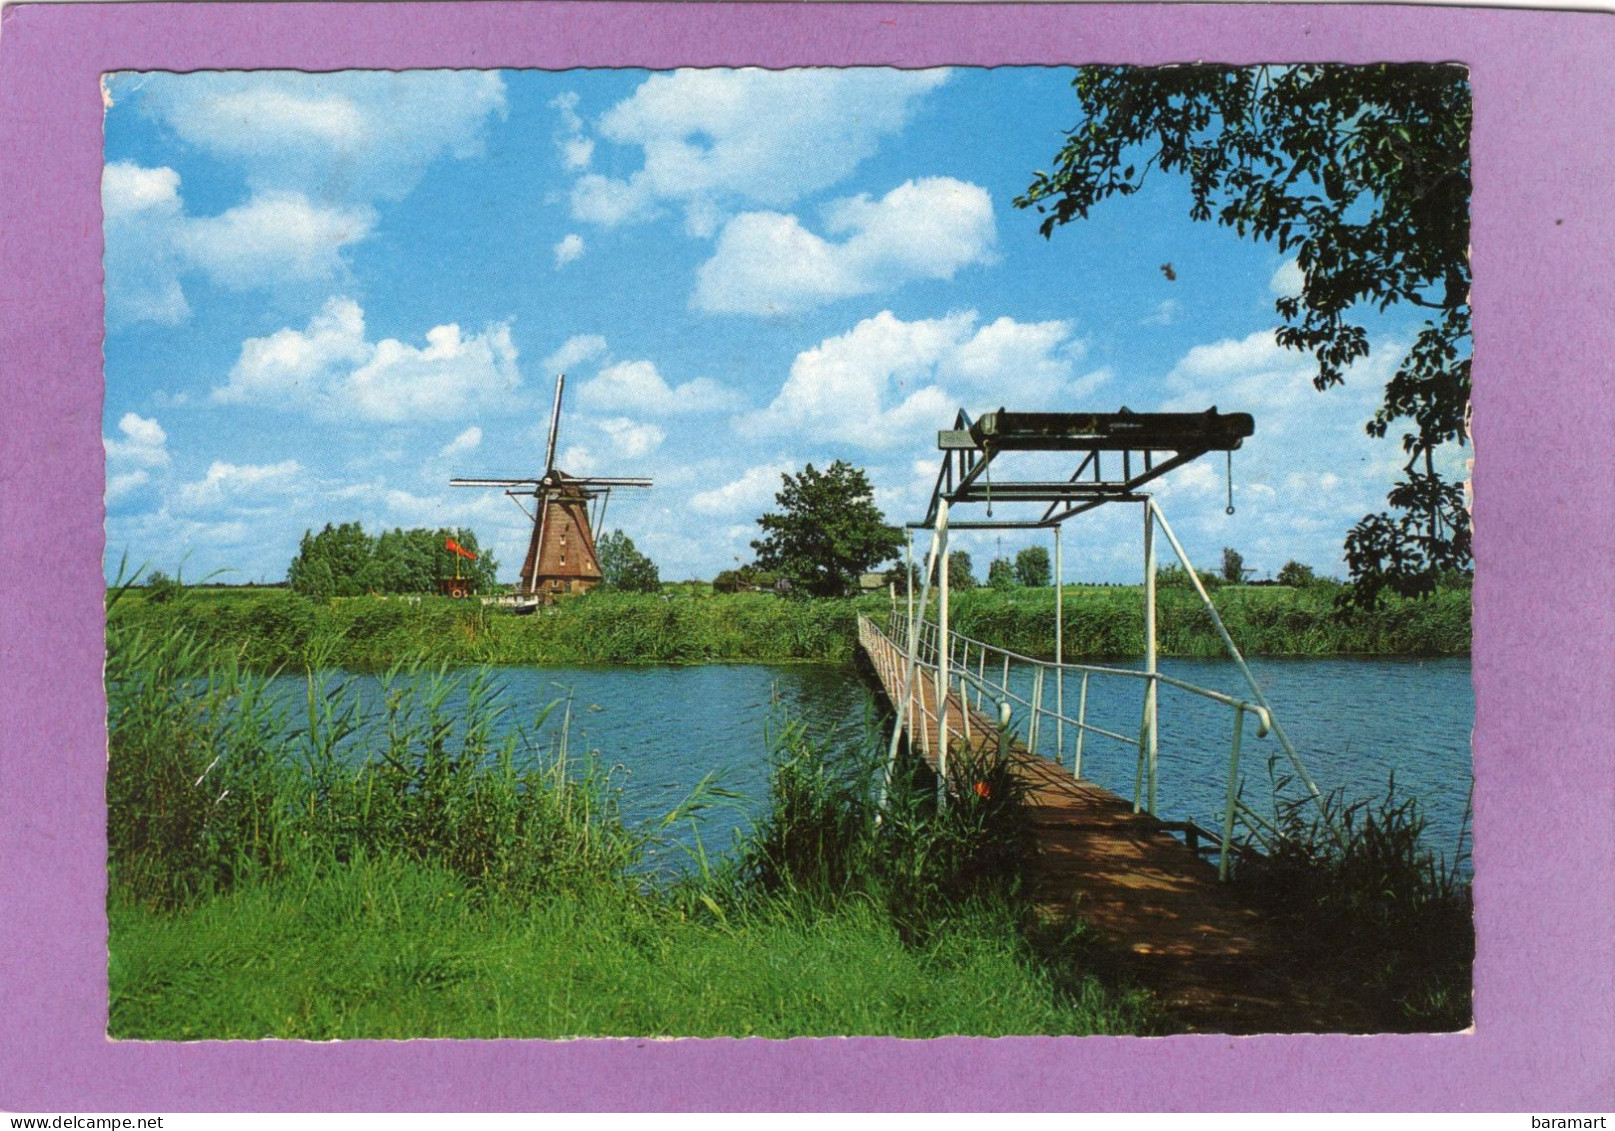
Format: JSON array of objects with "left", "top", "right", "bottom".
[{"left": 452, "top": 375, "right": 651, "bottom": 602}]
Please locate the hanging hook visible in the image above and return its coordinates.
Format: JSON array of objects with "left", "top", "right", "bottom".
[{"left": 1225, "top": 450, "right": 1236, "bottom": 516}]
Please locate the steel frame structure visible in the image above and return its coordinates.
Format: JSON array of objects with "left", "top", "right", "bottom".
[{"left": 886, "top": 405, "right": 1330, "bottom": 862}]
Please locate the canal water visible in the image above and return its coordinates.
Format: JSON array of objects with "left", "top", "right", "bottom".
[{"left": 283, "top": 657, "right": 1473, "bottom": 874}]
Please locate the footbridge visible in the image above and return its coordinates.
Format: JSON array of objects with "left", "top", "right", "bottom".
[{"left": 856, "top": 407, "right": 1345, "bottom": 1031}]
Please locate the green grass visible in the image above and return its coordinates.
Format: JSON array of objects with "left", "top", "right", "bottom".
[
  {"left": 945, "top": 582, "right": 1471, "bottom": 658},
  {"left": 109, "top": 854, "right": 1149, "bottom": 1039},
  {"left": 107, "top": 581, "right": 1470, "bottom": 674},
  {"left": 105, "top": 582, "right": 1154, "bottom": 1039}
]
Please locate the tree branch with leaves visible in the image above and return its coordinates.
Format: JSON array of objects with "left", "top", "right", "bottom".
[{"left": 1017, "top": 64, "right": 1471, "bottom": 605}]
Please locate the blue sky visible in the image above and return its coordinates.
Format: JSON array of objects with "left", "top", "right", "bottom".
[{"left": 102, "top": 67, "right": 1444, "bottom": 586}]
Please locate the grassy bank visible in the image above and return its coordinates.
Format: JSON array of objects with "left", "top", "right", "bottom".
[
  {"left": 108, "top": 581, "right": 1469, "bottom": 672},
  {"left": 107, "top": 599, "right": 1153, "bottom": 1038},
  {"left": 945, "top": 583, "right": 1471, "bottom": 658}
]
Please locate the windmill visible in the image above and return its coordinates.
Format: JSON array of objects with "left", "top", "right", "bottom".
[{"left": 451, "top": 374, "right": 652, "bottom": 603}]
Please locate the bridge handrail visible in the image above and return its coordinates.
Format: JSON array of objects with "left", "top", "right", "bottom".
[
  {"left": 862, "top": 611, "right": 1269, "bottom": 880},
  {"left": 887, "top": 610, "right": 1273, "bottom": 736}
]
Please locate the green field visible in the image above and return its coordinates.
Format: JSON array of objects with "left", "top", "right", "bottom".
[{"left": 108, "top": 581, "right": 1470, "bottom": 672}]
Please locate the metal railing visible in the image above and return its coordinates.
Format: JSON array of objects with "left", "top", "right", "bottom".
[{"left": 864, "top": 610, "right": 1275, "bottom": 881}]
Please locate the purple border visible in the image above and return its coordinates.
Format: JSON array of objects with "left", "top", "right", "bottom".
[{"left": 2, "top": 1, "right": 1611, "bottom": 1112}]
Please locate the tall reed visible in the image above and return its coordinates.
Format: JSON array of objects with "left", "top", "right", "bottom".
[
  {"left": 1231, "top": 765, "right": 1475, "bottom": 1031},
  {"left": 107, "top": 597, "right": 644, "bottom": 910}
]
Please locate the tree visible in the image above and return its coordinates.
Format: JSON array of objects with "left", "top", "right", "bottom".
[
  {"left": 597, "top": 530, "right": 661, "bottom": 593},
  {"left": 287, "top": 523, "right": 498, "bottom": 597},
  {"left": 1014, "top": 545, "right": 1052, "bottom": 588},
  {"left": 1017, "top": 65, "right": 1472, "bottom": 606},
  {"left": 947, "top": 550, "right": 977, "bottom": 591},
  {"left": 144, "top": 569, "right": 183, "bottom": 603},
  {"left": 988, "top": 557, "right": 1017, "bottom": 590},
  {"left": 288, "top": 522, "right": 373, "bottom": 598},
  {"left": 1277, "top": 560, "right": 1319, "bottom": 589},
  {"left": 1221, "top": 547, "right": 1246, "bottom": 584},
  {"left": 751, "top": 461, "right": 903, "bottom": 598}
]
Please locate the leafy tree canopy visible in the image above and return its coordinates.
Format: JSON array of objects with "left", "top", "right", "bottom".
[
  {"left": 946, "top": 550, "right": 977, "bottom": 591},
  {"left": 1014, "top": 545, "right": 1052, "bottom": 588},
  {"left": 597, "top": 529, "right": 661, "bottom": 593},
  {"left": 1277, "top": 560, "right": 1320, "bottom": 589},
  {"left": 1017, "top": 64, "right": 1472, "bottom": 606},
  {"left": 1221, "top": 546, "right": 1246, "bottom": 584},
  {"left": 751, "top": 461, "right": 903, "bottom": 598},
  {"left": 988, "top": 557, "right": 1016, "bottom": 590},
  {"left": 288, "top": 523, "right": 499, "bottom": 599}
]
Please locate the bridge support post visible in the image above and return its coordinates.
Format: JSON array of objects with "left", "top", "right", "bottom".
[
  {"left": 1141, "top": 498, "right": 1159, "bottom": 814},
  {"left": 935, "top": 501, "right": 951, "bottom": 797},
  {"left": 1148, "top": 500, "right": 1333, "bottom": 836},
  {"left": 1054, "top": 522, "right": 1064, "bottom": 765},
  {"left": 884, "top": 515, "right": 944, "bottom": 809}
]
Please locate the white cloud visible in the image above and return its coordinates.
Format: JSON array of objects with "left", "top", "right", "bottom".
[
  {"left": 744, "top": 310, "right": 1089, "bottom": 446},
  {"left": 597, "top": 417, "right": 665, "bottom": 458},
  {"left": 102, "top": 162, "right": 189, "bottom": 326},
  {"left": 541, "top": 334, "right": 609, "bottom": 375},
  {"left": 553, "top": 233, "right": 585, "bottom": 268},
  {"left": 102, "top": 162, "right": 182, "bottom": 221},
  {"left": 1271, "top": 258, "right": 1305, "bottom": 296},
  {"left": 214, "top": 297, "right": 522, "bottom": 423},
  {"left": 176, "top": 459, "right": 303, "bottom": 510},
  {"left": 439, "top": 426, "right": 483, "bottom": 458},
  {"left": 694, "top": 177, "right": 996, "bottom": 314},
  {"left": 106, "top": 470, "right": 152, "bottom": 504},
  {"left": 103, "top": 165, "right": 373, "bottom": 325},
  {"left": 103, "top": 72, "right": 506, "bottom": 325},
  {"left": 689, "top": 462, "right": 793, "bottom": 516},
  {"left": 124, "top": 70, "right": 508, "bottom": 202},
  {"left": 104, "top": 412, "right": 170, "bottom": 467},
  {"left": 576, "top": 359, "right": 743, "bottom": 416},
  {"left": 550, "top": 91, "right": 595, "bottom": 171},
  {"left": 570, "top": 173, "right": 660, "bottom": 227},
  {"left": 569, "top": 68, "right": 948, "bottom": 230},
  {"left": 174, "top": 192, "right": 375, "bottom": 289}
]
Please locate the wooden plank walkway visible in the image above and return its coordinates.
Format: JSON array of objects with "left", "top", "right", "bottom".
[{"left": 858, "top": 615, "right": 1362, "bottom": 1033}]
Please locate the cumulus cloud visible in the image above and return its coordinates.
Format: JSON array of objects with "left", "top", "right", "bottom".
[
  {"left": 550, "top": 91, "right": 595, "bottom": 171},
  {"left": 104, "top": 412, "right": 170, "bottom": 468},
  {"left": 575, "top": 359, "right": 743, "bottom": 416},
  {"left": 214, "top": 297, "right": 522, "bottom": 423},
  {"left": 102, "top": 162, "right": 190, "bottom": 326},
  {"left": 1152, "top": 328, "right": 1428, "bottom": 561},
  {"left": 694, "top": 177, "right": 996, "bottom": 314},
  {"left": 119, "top": 70, "right": 507, "bottom": 202},
  {"left": 174, "top": 192, "right": 376, "bottom": 289},
  {"left": 553, "top": 233, "right": 585, "bottom": 268},
  {"left": 566, "top": 68, "right": 948, "bottom": 232},
  {"left": 541, "top": 334, "right": 609, "bottom": 375},
  {"left": 597, "top": 417, "right": 665, "bottom": 458},
  {"left": 103, "top": 163, "right": 374, "bottom": 326},
  {"left": 1270, "top": 258, "right": 1306, "bottom": 296},
  {"left": 176, "top": 459, "right": 304, "bottom": 510},
  {"left": 439, "top": 426, "right": 483, "bottom": 458},
  {"left": 103, "top": 72, "right": 506, "bottom": 325},
  {"left": 743, "top": 310, "right": 1090, "bottom": 446},
  {"left": 689, "top": 462, "right": 793, "bottom": 516}
]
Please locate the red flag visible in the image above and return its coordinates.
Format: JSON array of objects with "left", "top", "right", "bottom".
[{"left": 445, "top": 538, "right": 477, "bottom": 561}]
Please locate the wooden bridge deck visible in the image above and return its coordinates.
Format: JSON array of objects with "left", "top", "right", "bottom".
[{"left": 858, "top": 616, "right": 1359, "bottom": 1033}]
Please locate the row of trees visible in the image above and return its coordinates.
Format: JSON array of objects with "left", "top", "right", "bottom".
[{"left": 287, "top": 523, "right": 500, "bottom": 599}]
